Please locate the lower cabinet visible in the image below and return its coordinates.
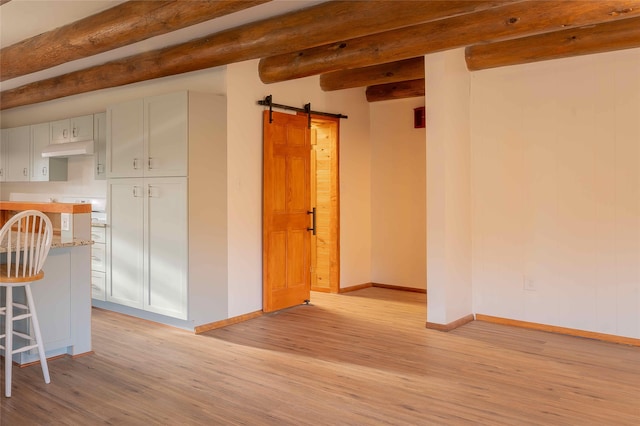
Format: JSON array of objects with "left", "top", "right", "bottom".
[
  {"left": 91, "top": 225, "right": 107, "bottom": 300},
  {"left": 107, "top": 177, "right": 188, "bottom": 319}
]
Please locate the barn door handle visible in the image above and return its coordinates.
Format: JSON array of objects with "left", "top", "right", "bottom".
[{"left": 307, "top": 207, "right": 316, "bottom": 235}]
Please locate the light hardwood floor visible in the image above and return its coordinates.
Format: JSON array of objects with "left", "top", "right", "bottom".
[{"left": 1, "top": 287, "right": 639, "bottom": 425}]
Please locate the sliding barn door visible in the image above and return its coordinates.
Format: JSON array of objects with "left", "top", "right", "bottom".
[{"left": 263, "top": 110, "right": 312, "bottom": 312}]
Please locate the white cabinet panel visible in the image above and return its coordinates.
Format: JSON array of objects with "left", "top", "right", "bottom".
[
  {"left": 107, "top": 177, "right": 188, "bottom": 319},
  {"left": 108, "top": 92, "right": 187, "bottom": 178},
  {"left": 51, "top": 114, "right": 94, "bottom": 144},
  {"left": 94, "top": 112, "right": 107, "bottom": 180},
  {"left": 30, "top": 122, "right": 68, "bottom": 182},
  {"left": 107, "top": 179, "right": 144, "bottom": 308},
  {"left": 0, "top": 129, "right": 6, "bottom": 182},
  {"left": 91, "top": 271, "right": 106, "bottom": 301},
  {"left": 6, "top": 126, "right": 30, "bottom": 182},
  {"left": 144, "top": 178, "right": 188, "bottom": 318},
  {"left": 107, "top": 99, "right": 144, "bottom": 178},
  {"left": 144, "top": 91, "right": 188, "bottom": 177},
  {"left": 91, "top": 225, "right": 107, "bottom": 301}
]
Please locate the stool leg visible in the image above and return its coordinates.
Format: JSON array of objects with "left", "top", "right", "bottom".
[
  {"left": 5, "top": 286, "right": 13, "bottom": 398},
  {"left": 24, "top": 284, "right": 50, "bottom": 385}
]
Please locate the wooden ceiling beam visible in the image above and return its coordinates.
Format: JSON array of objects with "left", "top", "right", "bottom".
[
  {"left": 365, "top": 79, "right": 425, "bottom": 103},
  {"left": 320, "top": 57, "right": 424, "bottom": 92},
  {"left": 0, "top": 0, "right": 271, "bottom": 82},
  {"left": 258, "top": 0, "right": 640, "bottom": 84},
  {"left": 465, "top": 16, "right": 640, "bottom": 70},
  {"left": 0, "top": 0, "right": 513, "bottom": 110}
]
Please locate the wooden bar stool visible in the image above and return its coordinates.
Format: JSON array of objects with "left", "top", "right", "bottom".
[{"left": 0, "top": 210, "right": 53, "bottom": 398}]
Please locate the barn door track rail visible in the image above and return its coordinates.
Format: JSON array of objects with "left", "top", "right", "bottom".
[{"left": 258, "top": 95, "right": 348, "bottom": 127}]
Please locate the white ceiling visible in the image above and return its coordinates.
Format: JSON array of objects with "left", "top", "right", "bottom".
[{"left": 0, "top": 0, "right": 325, "bottom": 91}]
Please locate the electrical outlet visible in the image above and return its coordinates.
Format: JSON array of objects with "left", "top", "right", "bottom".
[
  {"left": 524, "top": 278, "right": 536, "bottom": 291},
  {"left": 61, "top": 213, "right": 71, "bottom": 231}
]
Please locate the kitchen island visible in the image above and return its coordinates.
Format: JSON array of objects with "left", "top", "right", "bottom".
[{"left": 0, "top": 201, "right": 93, "bottom": 365}]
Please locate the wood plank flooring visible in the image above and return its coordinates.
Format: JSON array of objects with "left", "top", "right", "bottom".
[{"left": 1, "top": 287, "right": 639, "bottom": 425}]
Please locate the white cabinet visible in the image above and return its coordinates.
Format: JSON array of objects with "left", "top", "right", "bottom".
[
  {"left": 0, "top": 129, "right": 6, "bottom": 182},
  {"left": 91, "top": 225, "right": 107, "bottom": 300},
  {"left": 6, "top": 126, "right": 30, "bottom": 182},
  {"left": 107, "top": 91, "right": 187, "bottom": 178},
  {"left": 107, "top": 179, "right": 144, "bottom": 308},
  {"left": 94, "top": 112, "right": 107, "bottom": 180},
  {"left": 30, "top": 122, "right": 68, "bottom": 182},
  {"left": 50, "top": 114, "right": 94, "bottom": 144},
  {"left": 105, "top": 91, "right": 227, "bottom": 329},
  {"left": 107, "top": 177, "right": 187, "bottom": 319}
]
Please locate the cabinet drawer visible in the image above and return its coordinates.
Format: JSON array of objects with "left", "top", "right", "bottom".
[
  {"left": 91, "top": 243, "right": 106, "bottom": 272},
  {"left": 91, "top": 271, "right": 106, "bottom": 301},
  {"left": 91, "top": 226, "right": 106, "bottom": 243}
]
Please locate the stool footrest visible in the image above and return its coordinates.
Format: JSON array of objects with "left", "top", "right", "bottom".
[
  {"left": 12, "top": 313, "right": 32, "bottom": 322},
  {"left": 12, "top": 331, "right": 33, "bottom": 341},
  {"left": 11, "top": 343, "right": 37, "bottom": 355}
]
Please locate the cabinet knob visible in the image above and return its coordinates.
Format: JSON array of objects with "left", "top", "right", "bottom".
[
  {"left": 42, "top": 166, "right": 47, "bottom": 176},
  {"left": 63, "top": 128, "right": 68, "bottom": 139},
  {"left": 133, "top": 158, "right": 139, "bottom": 170},
  {"left": 23, "top": 167, "right": 28, "bottom": 176}
]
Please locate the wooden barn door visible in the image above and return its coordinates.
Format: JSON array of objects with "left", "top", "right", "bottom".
[{"left": 263, "top": 110, "right": 312, "bottom": 312}]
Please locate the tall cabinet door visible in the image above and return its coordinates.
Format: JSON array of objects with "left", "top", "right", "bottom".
[
  {"left": 30, "top": 122, "right": 51, "bottom": 181},
  {"left": 107, "top": 179, "right": 145, "bottom": 308},
  {"left": 107, "top": 98, "right": 144, "bottom": 178},
  {"left": 6, "top": 126, "right": 30, "bottom": 182},
  {"left": 144, "top": 91, "right": 188, "bottom": 177},
  {"left": 0, "top": 129, "right": 6, "bottom": 182},
  {"left": 144, "top": 177, "right": 188, "bottom": 319}
]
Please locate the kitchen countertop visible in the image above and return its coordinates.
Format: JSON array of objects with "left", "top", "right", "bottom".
[
  {"left": 0, "top": 201, "right": 92, "bottom": 214},
  {"left": 0, "top": 236, "right": 93, "bottom": 253}
]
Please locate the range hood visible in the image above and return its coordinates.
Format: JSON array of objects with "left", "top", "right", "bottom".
[{"left": 41, "top": 140, "right": 95, "bottom": 158}]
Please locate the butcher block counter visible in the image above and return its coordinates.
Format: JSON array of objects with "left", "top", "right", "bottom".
[{"left": 0, "top": 201, "right": 92, "bottom": 364}]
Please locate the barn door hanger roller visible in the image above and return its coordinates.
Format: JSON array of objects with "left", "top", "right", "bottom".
[{"left": 257, "top": 95, "right": 348, "bottom": 128}]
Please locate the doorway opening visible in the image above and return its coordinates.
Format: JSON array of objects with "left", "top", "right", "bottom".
[{"left": 309, "top": 116, "right": 340, "bottom": 293}]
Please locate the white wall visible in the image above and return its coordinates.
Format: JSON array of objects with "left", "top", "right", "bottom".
[
  {"left": 370, "top": 98, "right": 426, "bottom": 289},
  {"left": 224, "top": 59, "right": 371, "bottom": 315},
  {"left": 470, "top": 48, "right": 640, "bottom": 338},
  {"left": 425, "top": 49, "right": 473, "bottom": 325}
]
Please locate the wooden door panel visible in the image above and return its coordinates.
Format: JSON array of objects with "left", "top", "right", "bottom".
[
  {"left": 263, "top": 111, "right": 311, "bottom": 312},
  {"left": 266, "top": 231, "right": 287, "bottom": 290},
  {"left": 287, "top": 230, "right": 307, "bottom": 286}
]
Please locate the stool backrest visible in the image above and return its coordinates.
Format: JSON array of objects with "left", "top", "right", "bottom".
[{"left": 0, "top": 210, "right": 53, "bottom": 279}]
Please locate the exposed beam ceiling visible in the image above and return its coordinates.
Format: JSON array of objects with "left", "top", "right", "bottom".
[
  {"left": 258, "top": 0, "right": 640, "bottom": 84},
  {"left": 366, "top": 79, "right": 426, "bottom": 103},
  {"left": 466, "top": 15, "right": 640, "bottom": 70},
  {"left": 320, "top": 57, "right": 424, "bottom": 92},
  {"left": 0, "top": 0, "right": 508, "bottom": 110},
  {"left": 1, "top": 0, "right": 640, "bottom": 109},
  {"left": 0, "top": 0, "right": 270, "bottom": 82}
]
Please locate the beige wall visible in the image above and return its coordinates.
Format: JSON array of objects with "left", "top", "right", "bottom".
[
  {"left": 424, "top": 49, "right": 474, "bottom": 325},
  {"left": 370, "top": 98, "right": 426, "bottom": 289},
  {"left": 470, "top": 48, "right": 640, "bottom": 338},
  {"left": 225, "top": 60, "right": 372, "bottom": 315}
]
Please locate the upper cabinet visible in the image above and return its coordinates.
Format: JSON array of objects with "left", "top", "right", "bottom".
[
  {"left": 94, "top": 112, "right": 107, "bottom": 180},
  {"left": 30, "top": 122, "right": 68, "bottom": 182},
  {"left": 50, "top": 114, "right": 94, "bottom": 144},
  {"left": 0, "top": 129, "right": 6, "bottom": 182},
  {"left": 107, "top": 91, "right": 188, "bottom": 178},
  {"left": 6, "top": 126, "right": 30, "bottom": 182}
]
